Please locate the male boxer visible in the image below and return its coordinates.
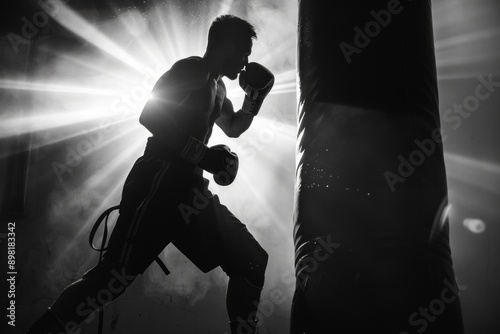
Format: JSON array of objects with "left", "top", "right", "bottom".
[{"left": 27, "top": 14, "right": 274, "bottom": 334}]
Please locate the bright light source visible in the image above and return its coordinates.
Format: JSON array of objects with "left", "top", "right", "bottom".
[{"left": 463, "top": 218, "right": 486, "bottom": 234}]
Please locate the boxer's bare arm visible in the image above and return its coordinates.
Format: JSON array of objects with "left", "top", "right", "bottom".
[{"left": 216, "top": 82, "right": 254, "bottom": 138}]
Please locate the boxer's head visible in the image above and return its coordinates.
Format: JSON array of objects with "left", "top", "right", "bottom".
[{"left": 205, "top": 15, "right": 256, "bottom": 80}]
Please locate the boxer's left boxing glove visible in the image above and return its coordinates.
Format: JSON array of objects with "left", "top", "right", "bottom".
[
  {"left": 239, "top": 62, "right": 274, "bottom": 116},
  {"left": 181, "top": 137, "right": 238, "bottom": 186}
]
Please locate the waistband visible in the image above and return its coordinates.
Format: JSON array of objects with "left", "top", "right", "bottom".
[
  {"left": 145, "top": 136, "right": 204, "bottom": 177},
  {"left": 144, "top": 136, "right": 179, "bottom": 159}
]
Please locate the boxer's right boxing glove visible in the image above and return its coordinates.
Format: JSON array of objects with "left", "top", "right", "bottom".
[
  {"left": 239, "top": 62, "right": 274, "bottom": 116},
  {"left": 180, "top": 137, "right": 239, "bottom": 186}
]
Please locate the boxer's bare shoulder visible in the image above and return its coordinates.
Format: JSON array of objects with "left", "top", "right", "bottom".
[{"left": 155, "top": 57, "right": 211, "bottom": 97}]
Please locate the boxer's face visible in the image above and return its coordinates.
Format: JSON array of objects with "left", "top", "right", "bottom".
[{"left": 223, "top": 38, "right": 252, "bottom": 80}]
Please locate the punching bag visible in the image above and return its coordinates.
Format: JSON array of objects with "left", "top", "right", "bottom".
[{"left": 291, "top": 1, "right": 464, "bottom": 333}]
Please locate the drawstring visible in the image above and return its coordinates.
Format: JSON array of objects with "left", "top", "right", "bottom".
[
  {"left": 89, "top": 205, "right": 120, "bottom": 334},
  {"left": 88, "top": 205, "right": 170, "bottom": 334},
  {"left": 89, "top": 205, "right": 120, "bottom": 255}
]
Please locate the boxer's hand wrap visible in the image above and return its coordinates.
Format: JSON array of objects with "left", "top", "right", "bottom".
[
  {"left": 180, "top": 138, "right": 238, "bottom": 186},
  {"left": 239, "top": 62, "right": 274, "bottom": 116},
  {"left": 180, "top": 136, "right": 208, "bottom": 165}
]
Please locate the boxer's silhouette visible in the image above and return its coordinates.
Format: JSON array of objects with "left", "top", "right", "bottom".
[{"left": 27, "top": 15, "right": 274, "bottom": 334}]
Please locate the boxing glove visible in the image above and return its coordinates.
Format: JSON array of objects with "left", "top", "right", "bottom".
[
  {"left": 239, "top": 62, "right": 275, "bottom": 116},
  {"left": 180, "top": 137, "right": 239, "bottom": 186}
]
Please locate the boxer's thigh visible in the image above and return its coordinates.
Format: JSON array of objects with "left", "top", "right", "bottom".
[
  {"left": 104, "top": 157, "right": 194, "bottom": 275},
  {"left": 172, "top": 184, "right": 266, "bottom": 276}
]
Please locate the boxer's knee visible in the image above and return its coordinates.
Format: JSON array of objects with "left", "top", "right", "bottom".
[{"left": 223, "top": 242, "right": 268, "bottom": 288}]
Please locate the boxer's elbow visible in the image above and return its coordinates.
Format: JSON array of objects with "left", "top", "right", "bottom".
[
  {"left": 227, "top": 118, "right": 252, "bottom": 138},
  {"left": 223, "top": 122, "right": 243, "bottom": 138},
  {"left": 227, "top": 131, "right": 241, "bottom": 138}
]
